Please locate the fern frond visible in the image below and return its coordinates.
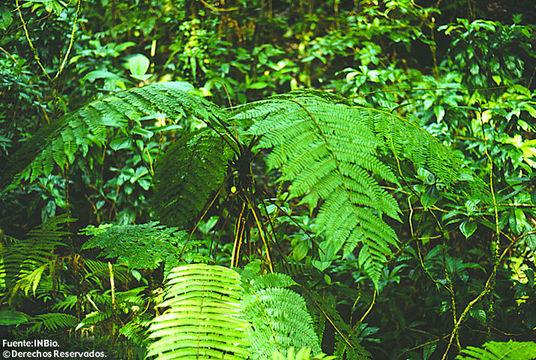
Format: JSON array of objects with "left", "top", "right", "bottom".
[
  {"left": 153, "top": 128, "right": 234, "bottom": 227},
  {"left": 0, "top": 309, "right": 30, "bottom": 326},
  {"left": 272, "top": 347, "right": 337, "bottom": 360},
  {"left": 455, "top": 341, "right": 536, "bottom": 360},
  {"left": 239, "top": 94, "right": 403, "bottom": 285},
  {"left": 243, "top": 287, "right": 322, "bottom": 359},
  {"left": 1, "top": 215, "right": 73, "bottom": 297},
  {"left": 81, "top": 222, "right": 186, "bottom": 270},
  {"left": 29, "top": 313, "right": 78, "bottom": 332},
  {"left": 147, "top": 264, "right": 249, "bottom": 360},
  {"left": 235, "top": 91, "right": 467, "bottom": 286},
  {"left": 4, "top": 82, "right": 226, "bottom": 188}
]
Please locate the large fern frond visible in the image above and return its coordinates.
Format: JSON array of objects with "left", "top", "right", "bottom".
[
  {"left": 3, "top": 82, "right": 226, "bottom": 188},
  {"left": 146, "top": 264, "right": 250, "bottom": 360},
  {"left": 153, "top": 128, "right": 234, "bottom": 227},
  {"left": 455, "top": 341, "right": 536, "bottom": 360},
  {"left": 80, "top": 222, "right": 186, "bottom": 270},
  {"left": 233, "top": 91, "right": 466, "bottom": 286}
]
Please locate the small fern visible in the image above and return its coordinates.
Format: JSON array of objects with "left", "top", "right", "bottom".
[
  {"left": 455, "top": 340, "right": 536, "bottom": 360},
  {"left": 81, "top": 222, "right": 186, "bottom": 270},
  {"left": 0, "top": 215, "right": 73, "bottom": 299}
]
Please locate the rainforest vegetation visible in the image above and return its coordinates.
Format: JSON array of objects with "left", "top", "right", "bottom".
[{"left": 1, "top": 0, "right": 536, "bottom": 359}]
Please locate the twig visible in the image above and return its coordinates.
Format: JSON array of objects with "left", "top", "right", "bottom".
[
  {"left": 53, "top": 0, "right": 81, "bottom": 81},
  {"left": 16, "top": 0, "right": 53, "bottom": 83}
]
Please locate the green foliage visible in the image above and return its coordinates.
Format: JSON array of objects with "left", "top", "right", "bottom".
[
  {"left": 80, "top": 222, "right": 186, "bottom": 270},
  {"left": 237, "top": 90, "right": 465, "bottom": 285},
  {"left": 2, "top": 0, "right": 536, "bottom": 358},
  {"left": 28, "top": 313, "right": 78, "bottom": 332},
  {"left": 154, "top": 128, "right": 234, "bottom": 227},
  {"left": 146, "top": 264, "right": 250, "bottom": 360},
  {"left": 147, "top": 264, "right": 323, "bottom": 360},
  {"left": 0, "top": 214, "right": 73, "bottom": 299},
  {"left": 4, "top": 81, "right": 222, "bottom": 187},
  {"left": 455, "top": 341, "right": 536, "bottom": 360},
  {"left": 241, "top": 272, "right": 321, "bottom": 358},
  {"left": 272, "top": 347, "right": 336, "bottom": 360}
]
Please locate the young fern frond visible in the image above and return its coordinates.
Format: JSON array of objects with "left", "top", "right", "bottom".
[
  {"left": 234, "top": 91, "right": 466, "bottom": 286},
  {"left": 153, "top": 128, "right": 235, "bottom": 227},
  {"left": 455, "top": 341, "right": 536, "bottom": 360}
]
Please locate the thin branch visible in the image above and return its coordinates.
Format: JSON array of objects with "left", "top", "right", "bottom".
[
  {"left": 16, "top": 0, "right": 53, "bottom": 84},
  {"left": 53, "top": 0, "right": 81, "bottom": 81}
]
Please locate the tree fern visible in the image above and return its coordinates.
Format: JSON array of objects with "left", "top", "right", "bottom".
[
  {"left": 146, "top": 264, "right": 250, "bottom": 360},
  {"left": 233, "top": 90, "right": 467, "bottom": 286},
  {"left": 455, "top": 341, "right": 536, "bottom": 360}
]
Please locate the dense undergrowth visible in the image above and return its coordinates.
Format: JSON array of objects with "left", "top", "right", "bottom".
[{"left": 1, "top": 1, "right": 536, "bottom": 359}]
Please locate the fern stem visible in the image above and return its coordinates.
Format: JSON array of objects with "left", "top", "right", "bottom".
[
  {"left": 357, "top": 289, "right": 376, "bottom": 325},
  {"left": 480, "top": 111, "right": 500, "bottom": 340},
  {"left": 231, "top": 202, "right": 246, "bottom": 267},
  {"left": 244, "top": 193, "right": 274, "bottom": 273}
]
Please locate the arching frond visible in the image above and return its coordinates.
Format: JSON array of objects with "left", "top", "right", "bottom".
[
  {"left": 4, "top": 82, "right": 226, "bottom": 188},
  {"left": 234, "top": 91, "right": 466, "bottom": 286},
  {"left": 29, "top": 313, "right": 78, "bottom": 332}
]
